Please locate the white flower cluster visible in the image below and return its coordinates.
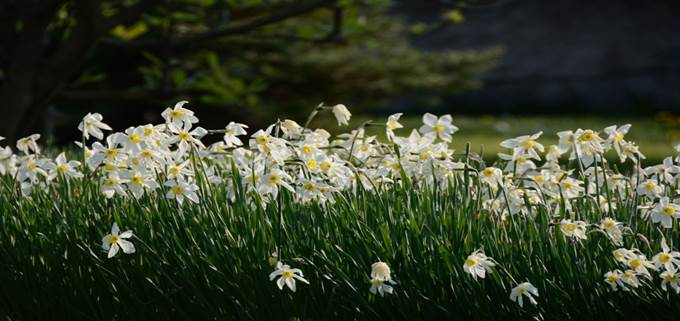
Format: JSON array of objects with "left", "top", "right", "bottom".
[
  {"left": 605, "top": 238, "right": 680, "bottom": 293},
  {"left": 3, "top": 101, "right": 680, "bottom": 304}
]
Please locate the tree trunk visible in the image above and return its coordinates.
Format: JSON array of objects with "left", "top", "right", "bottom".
[{"left": 0, "top": 0, "right": 101, "bottom": 143}]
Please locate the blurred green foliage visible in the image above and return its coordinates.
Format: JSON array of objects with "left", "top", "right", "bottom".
[{"left": 69, "top": 0, "right": 500, "bottom": 115}]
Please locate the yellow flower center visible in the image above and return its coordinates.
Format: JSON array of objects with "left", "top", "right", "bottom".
[
  {"left": 179, "top": 131, "right": 190, "bottom": 141},
  {"left": 565, "top": 223, "right": 577, "bottom": 232},
  {"left": 614, "top": 132, "right": 624, "bottom": 142},
  {"left": 607, "top": 274, "right": 619, "bottom": 282},
  {"left": 129, "top": 134, "right": 142, "bottom": 143},
  {"left": 663, "top": 206, "right": 676, "bottom": 217},
  {"left": 464, "top": 257, "right": 477, "bottom": 267},
  {"left": 660, "top": 254, "right": 671, "bottom": 263},
  {"left": 304, "top": 183, "right": 314, "bottom": 191},
  {"left": 269, "top": 174, "right": 280, "bottom": 184},
  {"left": 144, "top": 127, "right": 153, "bottom": 136},
  {"left": 169, "top": 167, "right": 180, "bottom": 175},
  {"left": 483, "top": 168, "right": 495, "bottom": 177},
  {"left": 57, "top": 165, "right": 67, "bottom": 174},
  {"left": 105, "top": 149, "right": 118, "bottom": 158},
  {"left": 434, "top": 124, "right": 444, "bottom": 133},
  {"left": 307, "top": 160, "right": 318, "bottom": 170},
  {"left": 320, "top": 161, "right": 332, "bottom": 171},
  {"left": 256, "top": 135, "right": 269, "bottom": 145},
  {"left": 131, "top": 176, "right": 144, "bottom": 185},
  {"left": 645, "top": 182, "right": 655, "bottom": 190},
  {"left": 171, "top": 186, "right": 183, "bottom": 195},
  {"left": 141, "top": 150, "right": 153, "bottom": 158},
  {"left": 629, "top": 259, "right": 641, "bottom": 269},
  {"left": 108, "top": 236, "right": 119, "bottom": 245},
  {"left": 170, "top": 110, "right": 184, "bottom": 118},
  {"left": 302, "top": 146, "right": 312, "bottom": 154},
  {"left": 578, "top": 131, "right": 596, "bottom": 142},
  {"left": 282, "top": 270, "right": 294, "bottom": 279},
  {"left": 521, "top": 139, "right": 535, "bottom": 149},
  {"left": 104, "top": 178, "right": 115, "bottom": 186}
]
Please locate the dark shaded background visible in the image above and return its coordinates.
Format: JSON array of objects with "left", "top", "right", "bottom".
[
  {"left": 2, "top": 0, "right": 680, "bottom": 144},
  {"left": 397, "top": 0, "right": 680, "bottom": 114}
]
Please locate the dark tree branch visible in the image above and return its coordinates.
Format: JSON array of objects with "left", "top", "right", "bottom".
[{"left": 100, "top": 0, "right": 337, "bottom": 49}]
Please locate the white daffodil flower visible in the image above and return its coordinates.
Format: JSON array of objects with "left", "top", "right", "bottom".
[
  {"left": 102, "top": 222, "right": 135, "bottom": 258},
  {"left": 123, "top": 170, "right": 159, "bottom": 199},
  {"left": 100, "top": 172, "right": 128, "bottom": 198},
  {"left": 164, "top": 178, "right": 199, "bottom": 204},
  {"left": 280, "top": 119, "right": 302, "bottom": 139},
  {"left": 651, "top": 197, "right": 680, "bottom": 228},
  {"left": 419, "top": 113, "right": 458, "bottom": 142},
  {"left": 167, "top": 122, "right": 207, "bottom": 154},
  {"left": 385, "top": 113, "right": 403, "bottom": 141},
  {"left": 624, "top": 252, "right": 656, "bottom": 279},
  {"left": 637, "top": 179, "right": 663, "bottom": 198},
  {"left": 116, "top": 126, "right": 148, "bottom": 153},
  {"left": 331, "top": 104, "right": 351, "bottom": 126},
  {"left": 479, "top": 167, "right": 502, "bottom": 188},
  {"left": 371, "top": 261, "right": 392, "bottom": 281},
  {"left": 500, "top": 132, "right": 544, "bottom": 161},
  {"left": 161, "top": 100, "right": 199, "bottom": 127},
  {"left": 369, "top": 262, "right": 396, "bottom": 296},
  {"left": 560, "top": 219, "right": 588, "bottom": 241},
  {"left": 660, "top": 267, "right": 680, "bottom": 293},
  {"left": 78, "top": 112, "right": 112, "bottom": 140},
  {"left": 223, "top": 122, "right": 248, "bottom": 147},
  {"left": 370, "top": 277, "right": 396, "bottom": 297},
  {"left": 510, "top": 282, "right": 539, "bottom": 307},
  {"left": 599, "top": 217, "right": 623, "bottom": 245},
  {"left": 652, "top": 237, "right": 680, "bottom": 271},
  {"left": 44, "top": 152, "right": 83, "bottom": 179},
  {"left": 16, "top": 134, "right": 41, "bottom": 155},
  {"left": 463, "top": 249, "right": 495, "bottom": 280},
  {"left": 269, "top": 261, "right": 309, "bottom": 292},
  {"left": 604, "top": 270, "right": 627, "bottom": 291},
  {"left": 258, "top": 168, "right": 294, "bottom": 198},
  {"left": 603, "top": 124, "right": 631, "bottom": 160}
]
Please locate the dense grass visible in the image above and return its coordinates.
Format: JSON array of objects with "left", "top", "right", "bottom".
[
  {"left": 1, "top": 157, "right": 679, "bottom": 320},
  {"left": 3, "top": 108, "right": 680, "bottom": 320}
]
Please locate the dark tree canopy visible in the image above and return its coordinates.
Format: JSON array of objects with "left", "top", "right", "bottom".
[{"left": 0, "top": 0, "right": 500, "bottom": 142}]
